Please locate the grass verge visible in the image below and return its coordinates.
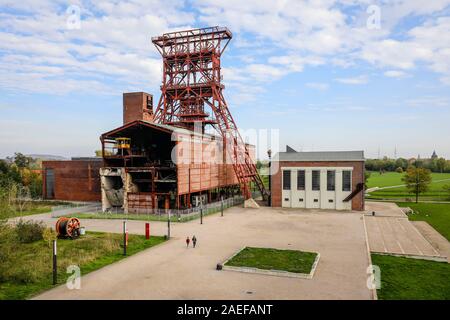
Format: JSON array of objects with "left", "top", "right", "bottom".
[
  {"left": 225, "top": 247, "right": 317, "bottom": 274},
  {"left": 372, "top": 253, "right": 450, "bottom": 300},
  {"left": 0, "top": 231, "right": 165, "bottom": 300},
  {"left": 0, "top": 200, "right": 72, "bottom": 219}
]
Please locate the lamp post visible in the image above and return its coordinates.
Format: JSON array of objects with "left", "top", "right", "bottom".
[
  {"left": 52, "top": 240, "right": 57, "bottom": 285},
  {"left": 167, "top": 210, "right": 171, "bottom": 239},
  {"left": 123, "top": 220, "right": 127, "bottom": 256},
  {"left": 200, "top": 205, "right": 203, "bottom": 224},
  {"left": 267, "top": 149, "right": 272, "bottom": 206}
]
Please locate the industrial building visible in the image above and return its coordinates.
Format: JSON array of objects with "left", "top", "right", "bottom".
[
  {"left": 42, "top": 158, "right": 102, "bottom": 202},
  {"left": 97, "top": 26, "right": 266, "bottom": 212},
  {"left": 270, "top": 147, "right": 365, "bottom": 211},
  {"left": 41, "top": 26, "right": 365, "bottom": 212},
  {"left": 99, "top": 92, "right": 254, "bottom": 212}
]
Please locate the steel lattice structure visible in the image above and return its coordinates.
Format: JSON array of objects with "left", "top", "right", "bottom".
[{"left": 152, "top": 26, "right": 267, "bottom": 200}]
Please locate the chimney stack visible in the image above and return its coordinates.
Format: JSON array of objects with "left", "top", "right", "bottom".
[{"left": 123, "top": 92, "right": 154, "bottom": 125}]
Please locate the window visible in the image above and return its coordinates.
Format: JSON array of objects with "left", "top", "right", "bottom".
[
  {"left": 343, "top": 171, "right": 351, "bottom": 191},
  {"left": 328, "top": 199, "right": 334, "bottom": 203},
  {"left": 146, "top": 96, "right": 153, "bottom": 110},
  {"left": 297, "top": 170, "right": 305, "bottom": 190},
  {"left": 312, "top": 170, "right": 320, "bottom": 190},
  {"left": 299, "top": 198, "right": 304, "bottom": 202},
  {"left": 283, "top": 170, "right": 291, "bottom": 190},
  {"left": 327, "top": 170, "right": 336, "bottom": 191},
  {"left": 314, "top": 199, "right": 319, "bottom": 203}
]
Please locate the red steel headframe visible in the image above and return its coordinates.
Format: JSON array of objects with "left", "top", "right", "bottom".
[{"left": 151, "top": 26, "right": 268, "bottom": 200}]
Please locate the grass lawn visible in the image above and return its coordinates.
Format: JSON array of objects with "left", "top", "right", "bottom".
[
  {"left": 366, "top": 171, "right": 450, "bottom": 201},
  {"left": 372, "top": 254, "right": 450, "bottom": 300},
  {"left": 0, "top": 231, "right": 165, "bottom": 300},
  {"left": 0, "top": 200, "right": 70, "bottom": 219},
  {"left": 397, "top": 202, "right": 450, "bottom": 241},
  {"left": 225, "top": 247, "right": 317, "bottom": 274}
]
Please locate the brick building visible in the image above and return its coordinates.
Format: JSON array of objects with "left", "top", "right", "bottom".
[
  {"left": 270, "top": 147, "right": 365, "bottom": 211},
  {"left": 42, "top": 158, "right": 102, "bottom": 202}
]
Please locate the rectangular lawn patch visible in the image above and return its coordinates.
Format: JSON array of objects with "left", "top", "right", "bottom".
[
  {"left": 372, "top": 253, "right": 450, "bottom": 300},
  {"left": 225, "top": 247, "right": 318, "bottom": 274}
]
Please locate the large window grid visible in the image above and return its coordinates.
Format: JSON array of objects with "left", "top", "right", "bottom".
[
  {"left": 327, "top": 170, "right": 336, "bottom": 191},
  {"left": 312, "top": 170, "right": 320, "bottom": 191},
  {"left": 297, "top": 170, "right": 305, "bottom": 190},
  {"left": 343, "top": 170, "right": 352, "bottom": 191},
  {"left": 283, "top": 170, "right": 291, "bottom": 190}
]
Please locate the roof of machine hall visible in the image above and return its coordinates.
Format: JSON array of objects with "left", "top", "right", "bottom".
[
  {"left": 100, "top": 120, "right": 254, "bottom": 146},
  {"left": 101, "top": 120, "right": 213, "bottom": 138},
  {"left": 273, "top": 146, "right": 365, "bottom": 162}
]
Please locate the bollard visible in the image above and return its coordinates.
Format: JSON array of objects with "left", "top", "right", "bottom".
[
  {"left": 167, "top": 212, "right": 171, "bottom": 239},
  {"left": 123, "top": 220, "right": 127, "bottom": 256},
  {"left": 200, "top": 208, "right": 203, "bottom": 224},
  {"left": 52, "top": 240, "right": 57, "bottom": 285},
  {"left": 221, "top": 196, "right": 224, "bottom": 217},
  {"left": 145, "top": 222, "right": 150, "bottom": 240}
]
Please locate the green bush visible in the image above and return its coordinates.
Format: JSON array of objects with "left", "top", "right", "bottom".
[
  {"left": 42, "top": 227, "right": 57, "bottom": 247},
  {"left": 15, "top": 220, "right": 45, "bottom": 243}
]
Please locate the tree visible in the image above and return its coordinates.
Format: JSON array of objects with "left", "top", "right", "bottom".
[
  {"left": 443, "top": 185, "right": 450, "bottom": 200},
  {"left": 13, "top": 153, "right": 32, "bottom": 169},
  {"left": 402, "top": 167, "right": 432, "bottom": 203},
  {"left": 436, "top": 158, "right": 446, "bottom": 173},
  {"left": 395, "top": 158, "right": 408, "bottom": 170},
  {"left": 256, "top": 160, "right": 263, "bottom": 170},
  {"left": 364, "top": 171, "right": 371, "bottom": 189}
]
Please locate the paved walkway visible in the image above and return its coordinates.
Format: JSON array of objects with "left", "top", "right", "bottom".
[
  {"left": 412, "top": 221, "right": 450, "bottom": 262},
  {"left": 32, "top": 206, "right": 372, "bottom": 300},
  {"left": 364, "top": 202, "right": 444, "bottom": 259}
]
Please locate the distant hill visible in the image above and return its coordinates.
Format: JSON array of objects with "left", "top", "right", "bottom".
[{"left": 26, "top": 154, "right": 68, "bottom": 161}]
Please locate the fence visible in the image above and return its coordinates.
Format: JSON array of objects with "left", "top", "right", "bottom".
[{"left": 60, "top": 195, "right": 245, "bottom": 222}]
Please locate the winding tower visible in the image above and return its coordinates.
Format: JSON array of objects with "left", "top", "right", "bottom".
[{"left": 151, "top": 26, "right": 267, "bottom": 200}]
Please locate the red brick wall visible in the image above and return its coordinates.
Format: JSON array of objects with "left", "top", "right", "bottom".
[
  {"left": 42, "top": 160, "right": 102, "bottom": 202},
  {"left": 123, "top": 92, "right": 153, "bottom": 125},
  {"left": 270, "top": 161, "right": 365, "bottom": 211}
]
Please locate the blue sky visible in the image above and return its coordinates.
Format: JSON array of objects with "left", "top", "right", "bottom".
[{"left": 1, "top": 0, "right": 450, "bottom": 159}]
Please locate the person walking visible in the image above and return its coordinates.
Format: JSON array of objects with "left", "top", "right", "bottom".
[
  {"left": 192, "top": 235, "right": 197, "bottom": 248},
  {"left": 186, "top": 236, "right": 190, "bottom": 248}
]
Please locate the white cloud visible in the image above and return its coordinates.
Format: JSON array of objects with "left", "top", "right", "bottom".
[
  {"left": 0, "top": 1, "right": 192, "bottom": 95},
  {"left": 384, "top": 70, "right": 408, "bottom": 78},
  {"left": 334, "top": 75, "right": 369, "bottom": 85},
  {"left": 1, "top": 0, "right": 450, "bottom": 96}
]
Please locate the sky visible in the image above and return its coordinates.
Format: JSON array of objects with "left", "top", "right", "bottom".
[{"left": 1, "top": 0, "right": 450, "bottom": 160}]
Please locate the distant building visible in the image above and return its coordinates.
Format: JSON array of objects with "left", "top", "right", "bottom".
[{"left": 431, "top": 150, "right": 438, "bottom": 160}]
